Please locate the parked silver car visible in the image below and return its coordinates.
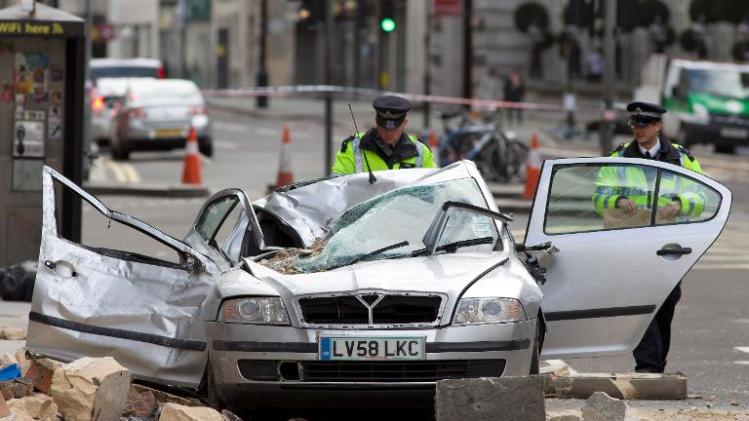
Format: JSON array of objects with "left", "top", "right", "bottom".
[
  {"left": 110, "top": 79, "right": 212, "bottom": 160},
  {"left": 27, "top": 159, "right": 730, "bottom": 411},
  {"left": 90, "top": 77, "right": 146, "bottom": 145}
]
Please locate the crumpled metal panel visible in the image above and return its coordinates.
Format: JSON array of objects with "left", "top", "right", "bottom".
[
  {"left": 254, "top": 163, "right": 477, "bottom": 247},
  {"left": 26, "top": 167, "right": 220, "bottom": 388}
]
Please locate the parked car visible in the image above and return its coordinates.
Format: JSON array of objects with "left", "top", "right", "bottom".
[
  {"left": 110, "top": 78, "right": 212, "bottom": 160},
  {"left": 90, "top": 58, "right": 165, "bottom": 82},
  {"left": 90, "top": 77, "right": 147, "bottom": 145},
  {"left": 27, "top": 159, "right": 730, "bottom": 412}
]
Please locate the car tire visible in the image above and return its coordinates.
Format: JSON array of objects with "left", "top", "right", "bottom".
[
  {"left": 199, "top": 137, "right": 214, "bottom": 157},
  {"left": 715, "top": 144, "right": 735, "bottom": 154},
  {"left": 111, "top": 137, "right": 130, "bottom": 161}
]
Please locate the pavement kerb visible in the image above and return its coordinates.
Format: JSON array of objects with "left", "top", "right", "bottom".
[{"left": 82, "top": 182, "right": 211, "bottom": 198}]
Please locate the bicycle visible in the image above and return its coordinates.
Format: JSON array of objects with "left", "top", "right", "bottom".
[{"left": 436, "top": 109, "right": 528, "bottom": 183}]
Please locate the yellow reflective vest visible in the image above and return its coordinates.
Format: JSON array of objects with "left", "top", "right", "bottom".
[
  {"left": 332, "top": 130, "right": 436, "bottom": 175},
  {"left": 593, "top": 140, "right": 705, "bottom": 217}
]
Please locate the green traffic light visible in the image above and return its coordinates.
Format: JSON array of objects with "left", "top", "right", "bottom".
[{"left": 380, "top": 17, "right": 396, "bottom": 32}]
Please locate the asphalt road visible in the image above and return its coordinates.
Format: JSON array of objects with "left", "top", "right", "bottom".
[{"left": 57, "top": 105, "right": 749, "bottom": 408}]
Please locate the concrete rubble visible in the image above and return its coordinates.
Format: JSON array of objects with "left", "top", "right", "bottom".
[
  {"left": 541, "top": 360, "right": 687, "bottom": 400},
  {"left": 158, "top": 402, "right": 224, "bottom": 421},
  {"left": 435, "top": 376, "right": 546, "bottom": 421},
  {"left": 50, "top": 356, "right": 132, "bottom": 421},
  {"left": 0, "top": 348, "right": 245, "bottom": 421},
  {"left": 581, "top": 392, "right": 635, "bottom": 421},
  {"left": 0, "top": 328, "right": 25, "bottom": 341}
]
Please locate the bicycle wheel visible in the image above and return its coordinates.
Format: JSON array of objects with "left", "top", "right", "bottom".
[
  {"left": 505, "top": 140, "right": 529, "bottom": 180},
  {"left": 475, "top": 138, "right": 507, "bottom": 182}
]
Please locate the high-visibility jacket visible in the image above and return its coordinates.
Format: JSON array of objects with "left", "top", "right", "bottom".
[
  {"left": 331, "top": 129, "right": 436, "bottom": 175},
  {"left": 593, "top": 139, "right": 705, "bottom": 217}
]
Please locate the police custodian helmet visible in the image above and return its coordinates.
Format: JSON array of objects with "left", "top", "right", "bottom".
[
  {"left": 373, "top": 95, "right": 411, "bottom": 129},
  {"left": 627, "top": 101, "right": 666, "bottom": 127}
]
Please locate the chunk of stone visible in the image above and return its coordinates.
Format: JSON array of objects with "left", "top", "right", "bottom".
[
  {"left": 129, "top": 383, "right": 202, "bottom": 407},
  {"left": 158, "top": 403, "right": 224, "bottom": 421},
  {"left": 122, "top": 385, "right": 158, "bottom": 419},
  {"left": 549, "top": 373, "right": 686, "bottom": 400},
  {"left": 0, "top": 377, "right": 34, "bottom": 400},
  {"left": 547, "top": 409, "right": 582, "bottom": 420},
  {"left": 0, "top": 392, "right": 10, "bottom": 417},
  {"left": 25, "top": 358, "right": 63, "bottom": 394},
  {"left": 14, "top": 350, "right": 30, "bottom": 377},
  {"left": 50, "top": 357, "right": 131, "bottom": 421},
  {"left": 435, "top": 376, "right": 545, "bottom": 421},
  {"left": 0, "top": 328, "right": 26, "bottom": 341},
  {"left": 7, "top": 393, "right": 58, "bottom": 421},
  {"left": 581, "top": 392, "right": 634, "bottom": 421}
]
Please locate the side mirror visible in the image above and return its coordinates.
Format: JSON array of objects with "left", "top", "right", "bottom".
[{"left": 422, "top": 201, "right": 513, "bottom": 256}]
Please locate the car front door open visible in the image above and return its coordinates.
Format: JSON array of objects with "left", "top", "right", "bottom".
[
  {"left": 525, "top": 157, "right": 731, "bottom": 359},
  {"left": 27, "top": 166, "right": 219, "bottom": 388}
]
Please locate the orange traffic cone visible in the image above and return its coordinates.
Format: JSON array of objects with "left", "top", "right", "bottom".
[
  {"left": 522, "top": 132, "right": 541, "bottom": 200},
  {"left": 428, "top": 130, "right": 439, "bottom": 150},
  {"left": 275, "top": 125, "right": 294, "bottom": 188},
  {"left": 181, "top": 126, "right": 201, "bottom": 185}
]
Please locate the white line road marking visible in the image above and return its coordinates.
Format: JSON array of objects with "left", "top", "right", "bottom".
[
  {"left": 734, "top": 347, "right": 749, "bottom": 354},
  {"left": 121, "top": 163, "right": 141, "bottom": 183},
  {"left": 105, "top": 160, "right": 127, "bottom": 183},
  {"left": 213, "top": 121, "right": 247, "bottom": 133},
  {"left": 700, "top": 255, "right": 749, "bottom": 262},
  {"left": 257, "top": 127, "right": 277, "bottom": 136},
  {"left": 215, "top": 140, "right": 237, "bottom": 150},
  {"left": 734, "top": 361, "right": 749, "bottom": 365}
]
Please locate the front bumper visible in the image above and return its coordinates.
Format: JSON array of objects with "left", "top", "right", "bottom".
[
  {"left": 207, "top": 320, "right": 536, "bottom": 409},
  {"left": 683, "top": 119, "right": 749, "bottom": 146},
  {"left": 122, "top": 116, "right": 211, "bottom": 149}
]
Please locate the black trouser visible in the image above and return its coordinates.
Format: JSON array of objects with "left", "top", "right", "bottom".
[{"left": 633, "top": 283, "right": 682, "bottom": 373}]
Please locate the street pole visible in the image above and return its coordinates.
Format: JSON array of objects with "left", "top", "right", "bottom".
[
  {"left": 462, "top": 0, "right": 473, "bottom": 103},
  {"left": 599, "top": 0, "right": 616, "bottom": 154},
  {"left": 178, "top": 0, "right": 187, "bottom": 78},
  {"left": 324, "top": 0, "right": 334, "bottom": 175},
  {"left": 423, "top": 6, "right": 431, "bottom": 128},
  {"left": 256, "top": 0, "right": 269, "bottom": 108}
]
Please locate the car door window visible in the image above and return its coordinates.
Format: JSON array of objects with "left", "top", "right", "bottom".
[
  {"left": 195, "top": 196, "right": 239, "bottom": 244},
  {"left": 544, "top": 163, "right": 719, "bottom": 235},
  {"left": 654, "top": 169, "right": 720, "bottom": 225}
]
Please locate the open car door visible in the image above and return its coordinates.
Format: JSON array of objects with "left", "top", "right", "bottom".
[
  {"left": 27, "top": 167, "right": 219, "bottom": 388},
  {"left": 525, "top": 157, "right": 731, "bottom": 358}
]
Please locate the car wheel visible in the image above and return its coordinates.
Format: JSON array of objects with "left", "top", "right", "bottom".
[
  {"left": 199, "top": 137, "right": 214, "bottom": 157},
  {"left": 715, "top": 144, "right": 736, "bottom": 154},
  {"left": 111, "top": 137, "right": 130, "bottom": 161}
]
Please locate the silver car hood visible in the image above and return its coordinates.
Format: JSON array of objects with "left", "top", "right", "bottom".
[{"left": 254, "top": 253, "right": 506, "bottom": 296}]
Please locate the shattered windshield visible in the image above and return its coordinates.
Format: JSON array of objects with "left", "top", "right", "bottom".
[{"left": 261, "top": 178, "right": 503, "bottom": 273}]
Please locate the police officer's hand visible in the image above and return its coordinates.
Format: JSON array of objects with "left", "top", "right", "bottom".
[
  {"left": 660, "top": 200, "right": 681, "bottom": 219},
  {"left": 616, "top": 198, "right": 637, "bottom": 214}
]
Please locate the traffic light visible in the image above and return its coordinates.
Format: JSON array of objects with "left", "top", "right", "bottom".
[{"left": 380, "top": 0, "right": 396, "bottom": 33}]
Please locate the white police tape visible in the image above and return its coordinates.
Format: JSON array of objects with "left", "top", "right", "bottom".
[{"left": 202, "top": 85, "right": 628, "bottom": 112}]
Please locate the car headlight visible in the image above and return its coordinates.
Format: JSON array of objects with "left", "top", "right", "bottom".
[
  {"left": 453, "top": 297, "right": 526, "bottom": 325},
  {"left": 219, "top": 297, "right": 290, "bottom": 325}
]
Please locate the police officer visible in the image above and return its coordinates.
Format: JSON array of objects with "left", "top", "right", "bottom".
[
  {"left": 331, "top": 95, "right": 436, "bottom": 175},
  {"left": 594, "top": 101, "right": 704, "bottom": 373}
]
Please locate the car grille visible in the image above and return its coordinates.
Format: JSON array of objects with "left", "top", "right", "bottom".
[
  {"left": 298, "top": 294, "right": 442, "bottom": 325},
  {"left": 298, "top": 360, "right": 506, "bottom": 382}
]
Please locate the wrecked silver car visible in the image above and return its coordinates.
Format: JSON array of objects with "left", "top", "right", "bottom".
[{"left": 27, "top": 159, "right": 731, "bottom": 410}]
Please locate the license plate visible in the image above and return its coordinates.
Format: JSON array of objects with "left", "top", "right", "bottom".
[
  {"left": 319, "top": 336, "right": 425, "bottom": 361},
  {"left": 154, "top": 128, "right": 184, "bottom": 138},
  {"left": 720, "top": 127, "right": 748, "bottom": 139}
]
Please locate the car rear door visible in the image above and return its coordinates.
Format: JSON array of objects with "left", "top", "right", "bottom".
[
  {"left": 525, "top": 157, "right": 731, "bottom": 358},
  {"left": 27, "top": 166, "right": 219, "bottom": 388}
]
